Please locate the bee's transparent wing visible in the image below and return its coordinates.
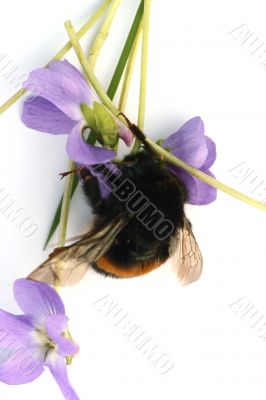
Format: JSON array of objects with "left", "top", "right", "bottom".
[
  {"left": 169, "top": 218, "right": 203, "bottom": 285},
  {"left": 28, "top": 215, "right": 129, "bottom": 286}
]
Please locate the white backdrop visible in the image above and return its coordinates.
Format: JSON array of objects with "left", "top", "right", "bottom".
[{"left": 1, "top": 0, "right": 266, "bottom": 399}]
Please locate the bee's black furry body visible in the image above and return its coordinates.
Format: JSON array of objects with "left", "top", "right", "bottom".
[
  {"left": 81, "top": 151, "right": 188, "bottom": 278},
  {"left": 27, "top": 121, "right": 203, "bottom": 287}
]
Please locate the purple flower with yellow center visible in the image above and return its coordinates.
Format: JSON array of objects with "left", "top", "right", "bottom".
[
  {"left": 162, "top": 116, "right": 217, "bottom": 205},
  {"left": 22, "top": 60, "right": 133, "bottom": 164},
  {"left": 0, "top": 279, "right": 79, "bottom": 400}
]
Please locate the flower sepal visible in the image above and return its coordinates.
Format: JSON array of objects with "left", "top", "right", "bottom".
[{"left": 81, "top": 101, "right": 118, "bottom": 149}]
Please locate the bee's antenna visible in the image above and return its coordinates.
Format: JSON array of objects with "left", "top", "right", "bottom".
[{"left": 117, "top": 112, "right": 132, "bottom": 128}]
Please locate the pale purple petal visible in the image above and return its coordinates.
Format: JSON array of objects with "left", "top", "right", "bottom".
[
  {"left": 0, "top": 350, "right": 43, "bottom": 385},
  {"left": 67, "top": 123, "right": 115, "bottom": 165},
  {"left": 23, "top": 60, "right": 94, "bottom": 121},
  {"left": 22, "top": 97, "right": 77, "bottom": 134},
  {"left": 162, "top": 117, "right": 208, "bottom": 168},
  {"left": 45, "top": 315, "right": 78, "bottom": 358},
  {"left": 202, "top": 136, "right": 216, "bottom": 170},
  {"left": 0, "top": 310, "right": 35, "bottom": 348},
  {"left": 115, "top": 118, "right": 134, "bottom": 146},
  {"left": 167, "top": 165, "right": 217, "bottom": 205},
  {"left": 0, "top": 310, "right": 43, "bottom": 384},
  {"left": 14, "top": 279, "right": 65, "bottom": 321},
  {"left": 45, "top": 353, "right": 79, "bottom": 400},
  {"left": 189, "top": 170, "right": 217, "bottom": 205},
  {"left": 49, "top": 60, "right": 92, "bottom": 91}
]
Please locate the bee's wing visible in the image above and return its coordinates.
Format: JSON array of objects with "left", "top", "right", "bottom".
[
  {"left": 169, "top": 218, "right": 203, "bottom": 285},
  {"left": 28, "top": 215, "right": 129, "bottom": 286}
]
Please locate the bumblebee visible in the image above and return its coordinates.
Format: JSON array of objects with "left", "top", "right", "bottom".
[{"left": 28, "top": 119, "right": 202, "bottom": 286}]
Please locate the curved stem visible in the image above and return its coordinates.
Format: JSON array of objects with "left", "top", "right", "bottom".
[
  {"left": 0, "top": 0, "right": 112, "bottom": 115},
  {"left": 132, "top": 0, "right": 152, "bottom": 153},
  {"left": 89, "top": 0, "right": 122, "bottom": 69}
]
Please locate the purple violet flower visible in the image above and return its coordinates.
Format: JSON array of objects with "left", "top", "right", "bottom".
[
  {"left": 162, "top": 116, "right": 217, "bottom": 205},
  {"left": 0, "top": 279, "right": 79, "bottom": 400},
  {"left": 21, "top": 60, "right": 133, "bottom": 165},
  {"left": 83, "top": 117, "right": 217, "bottom": 206}
]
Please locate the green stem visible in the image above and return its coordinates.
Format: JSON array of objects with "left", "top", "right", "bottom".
[
  {"left": 65, "top": 24, "right": 266, "bottom": 213},
  {"left": 118, "top": 21, "right": 143, "bottom": 111},
  {"left": 0, "top": 0, "right": 112, "bottom": 115},
  {"left": 107, "top": 0, "right": 144, "bottom": 98},
  {"left": 57, "top": 160, "right": 76, "bottom": 246},
  {"left": 65, "top": 20, "right": 119, "bottom": 116},
  {"left": 114, "top": 20, "right": 143, "bottom": 153},
  {"left": 145, "top": 139, "right": 266, "bottom": 212},
  {"left": 43, "top": 177, "right": 78, "bottom": 249},
  {"left": 132, "top": 0, "right": 152, "bottom": 153},
  {"left": 89, "top": 0, "right": 122, "bottom": 69},
  {"left": 59, "top": 159, "right": 76, "bottom": 365}
]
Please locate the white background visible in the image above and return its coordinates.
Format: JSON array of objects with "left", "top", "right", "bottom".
[{"left": 1, "top": 0, "right": 266, "bottom": 399}]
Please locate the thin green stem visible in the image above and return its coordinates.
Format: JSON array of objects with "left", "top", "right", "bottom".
[
  {"left": 132, "top": 0, "right": 152, "bottom": 153},
  {"left": 107, "top": 0, "right": 144, "bottom": 98},
  {"left": 118, "top": 21, "right": 143, "bottom": 111},
  {"left": 59, "top": 13, "right": 143, "bottom": 250},
  {"left": 57, "top": 160, "right": 76, "bottom": 246},
  {"left": 114, "top": 21, "right": 143, "bottom": 154},
  {"left": 89, "top": 0, "right": 122, "bottom": 69},
  {"left": 58, "top": 159, "right": 76, "bottom": 365},
  {"left": 0, "top": 0, "right": 112, "bottom": 115},
  {"left": 65, "top": 21, "right": 119, "bottom": 116},
  {"left": 65, "top": 26, "right": 266, "bottom": 212}
]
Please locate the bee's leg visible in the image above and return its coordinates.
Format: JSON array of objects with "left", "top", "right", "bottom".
[
  {"left": 59, "top": 167, "right": 84, "bottom": 180},
  {"left": 80, "top": 168, "right": 102, "bottom": 209}
]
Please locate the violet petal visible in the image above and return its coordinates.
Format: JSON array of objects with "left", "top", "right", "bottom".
[
  {"left": 188, "top": 170, "right": 217, "bottom": 205},
  {"left": 167, "top": 165, "right": 217, "bottom": 205},
  {"left": 45, "top": 315, "right": 78, "bottom": 358},
  {"left": 23, "top": 60, "right": 94, "bottom": 121},
  {"left": 22, "top": 97, "right": 77, "bottom": 134},
  {"left": 162, "top": 117, "right": 208, "bottom": 168},
  {"left": 67, "top": 123, "right": 115, "bottom": 165},
  {"left": 45, "top": 353, "right": 79, "bottom": 400},
  {"left": 49, "top": 60, "right": 92, "bottom": 91},
  {"left": 0, "top": 310, "right": 35, "bottom": 348},
  {"left": 13, "top": 279, "right": 65, "bottom": 321},
  {"left": 202, "top": 136, "right": 216, "bottom": 170},
  {"left": 0, "top": 310, "right": 43, "bottom": 384}
]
